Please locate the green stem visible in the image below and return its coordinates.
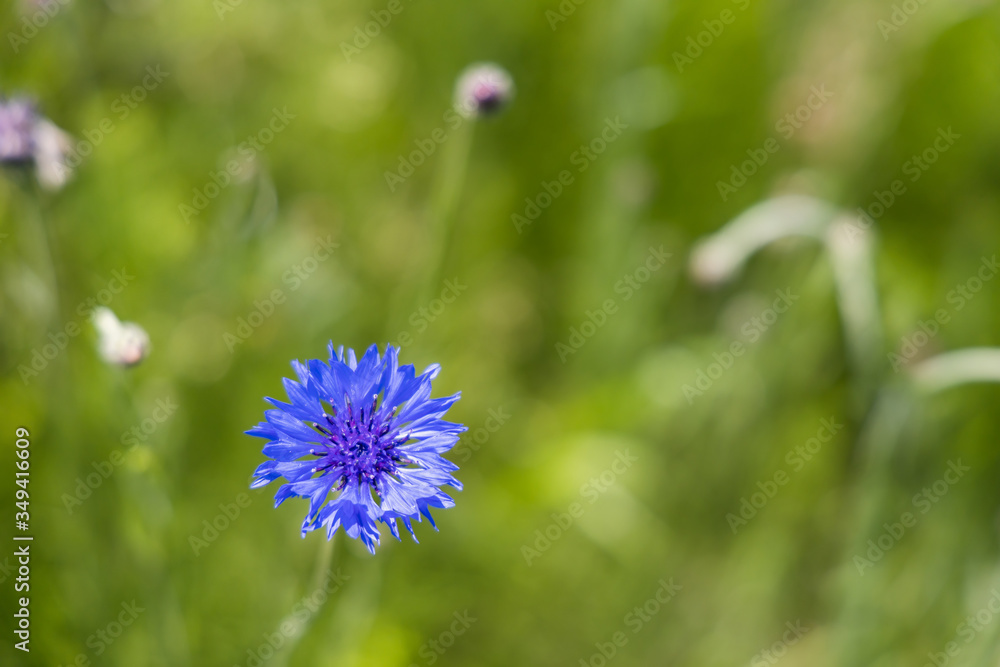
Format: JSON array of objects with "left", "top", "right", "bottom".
[
  {"left": 824, "top": 217, "right": 885, "bottom": 412},
  {"left": 419, "top": 119, "right": 474, "bottom": 306},
  {"left": 834, "top": 386, "right": 914, "bottom": 667},
  {"left": 270, "top": 536, "right": 336, "bottom": 667},
  {"left": 12, "top": 175, "right": 62, "bottom": 321},
  {"left": 910, "top": 347, "right": 1000, "bottom": 394}
]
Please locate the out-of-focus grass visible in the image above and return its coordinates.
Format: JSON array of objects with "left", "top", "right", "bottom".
[{"left": 2, "top": 0, "right": 1000, "bottom": 666}]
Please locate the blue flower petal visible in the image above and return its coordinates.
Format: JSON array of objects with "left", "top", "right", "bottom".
[
  {"left": 262, "top": 441, "right": 319, "bottom": 462},
  {"left": 265, "top": 409, "right": 321, "bottom": 444}
]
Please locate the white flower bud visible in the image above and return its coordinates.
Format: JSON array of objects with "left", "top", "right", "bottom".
[
  {"left": 453, "top": 63, "right": 514, "bottom": 119},
  {"left": 94, "top": 307, "right": 150, "bottom": 366}
]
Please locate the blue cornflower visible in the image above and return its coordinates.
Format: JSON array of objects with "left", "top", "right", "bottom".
[{"left": 248, "top": 343, "right": 465, "bottom": 553}]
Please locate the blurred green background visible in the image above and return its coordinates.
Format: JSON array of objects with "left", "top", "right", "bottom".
[{"left": 3, "top": 0, "right": 1000, "bottom": 665}]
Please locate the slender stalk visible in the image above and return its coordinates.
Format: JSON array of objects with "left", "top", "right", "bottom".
[
  {"left": 824, "top": 216, "right": 885, "bottom": 411},
  {"left": 269, "top": 536, "right": 336, "bottom": 667},
  {"left": 32, "top": 179, "right": 61, "bottom": 312},
  {"left": 835, "top": 350, "right": 1000, "bottom": 666},
  {"left": 691, "top": 198, "right": 885, "bottom": 413},
  {"left": 834, "top": 386, "right": 914, "bottom": 667},
  {"left": 419, "top": 119, "right": 474, "bottom": 306},
  {"left": 688, "top": 194, "right": 836, "bottom": 285},
  {"left": 910, "top": 348, "right": 1000, "bottom": 394},
  {"left": 10, "top": 174, "right": 62, "bottom": 321},
  {"left": 307, "top": 534, "right": 335, "bottom": 601},
  {"left": 109, "top": 372, "right": 193, "bottom": 666}
]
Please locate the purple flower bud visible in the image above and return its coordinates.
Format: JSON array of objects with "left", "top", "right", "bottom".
[
  {"left": 0, "top": 99, "right": 37, "bottom": 163},
  {"left": 453, "top": 63, "right": 514, "bottom": 119},
  {"left": 0, "top": 96, "right": 73, "bottom": 189}
]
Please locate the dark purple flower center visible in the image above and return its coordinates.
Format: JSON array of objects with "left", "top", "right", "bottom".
[
  {"left": 312, "top": 396, "right": 408, "bottom": 489},
  {"left": 474, "top": 84, "right": 504, "bottom": 113}
]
